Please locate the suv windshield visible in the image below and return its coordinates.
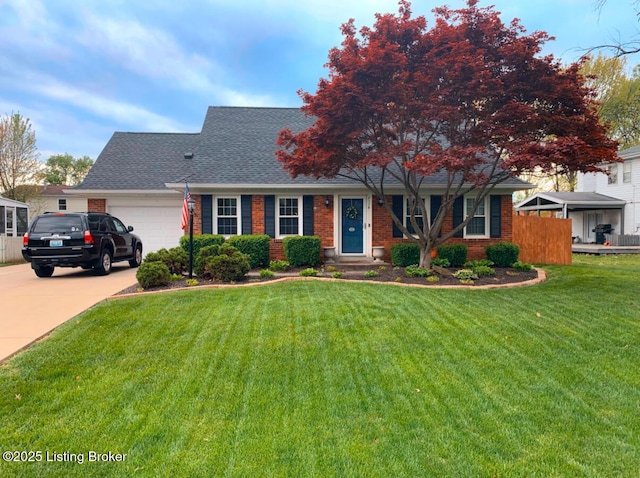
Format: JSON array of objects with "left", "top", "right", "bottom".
[{"left": 32, "top": 216, "right": 83, "bottom": 234}]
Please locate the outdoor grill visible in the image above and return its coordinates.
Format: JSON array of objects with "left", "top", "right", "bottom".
[{"left": 592, "top": 224, "right": 614, "bottom": 244}]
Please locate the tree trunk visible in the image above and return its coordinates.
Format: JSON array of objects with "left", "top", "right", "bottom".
[{"left": 419, "top": 246, "right": 432, "bottom": 269}]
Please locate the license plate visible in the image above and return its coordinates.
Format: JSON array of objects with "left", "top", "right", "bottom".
[{"left": 50, "top": 240, "right": 63, "bottom": 247}]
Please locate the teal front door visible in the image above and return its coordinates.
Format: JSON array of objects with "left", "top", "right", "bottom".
[{"left": 341, "top": 198, "right": 364, "bottom": 254}]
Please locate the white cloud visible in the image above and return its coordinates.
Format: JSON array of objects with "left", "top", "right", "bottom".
[{"left": 77, "top": 11, "right": 222, "bottom": 94}]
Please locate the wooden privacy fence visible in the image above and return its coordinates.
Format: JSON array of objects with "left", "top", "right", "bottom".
[{"left": 512, "top": 215, "right": 572, "bottom": 265}]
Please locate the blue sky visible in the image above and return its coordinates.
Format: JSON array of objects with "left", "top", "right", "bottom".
[{"left": 1, "top": 0, "right": 638, "bottom": 162}]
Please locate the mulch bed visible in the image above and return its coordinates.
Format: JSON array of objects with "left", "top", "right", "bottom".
[{"left": 116, "top": 265, "right": 540, "bottom": 295}]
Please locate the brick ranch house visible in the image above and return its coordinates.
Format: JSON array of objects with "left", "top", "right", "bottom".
[{"left": 69, "top": 107, "right": 532, "bottom": 262}]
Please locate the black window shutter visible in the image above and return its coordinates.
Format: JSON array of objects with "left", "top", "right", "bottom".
[
  {"left": 430, "top": 195, "right": 442, "bottom": 237},
  {"left": 0, "top": 206, "right": 5, "bottom": 234},
  {"left": 302, "top": 195, "right": 314, "bottom": 236},
  {"left": 490, "top": 195, "right": 502, "bottom": 238},
  {"left": 241, "top": 195, "right": 252, "bottom": 235},
  {"left": 264, "top": 195, "right": 275, "bottom": 238},
  {"left": 201, "top": 195, "right": 213, "bottom": 234},
  {"left": 453, "top": 196, "right": 464, "bottom": 238},
  {"left": 392, "top": 195, "right": 404, "bottom": 238}
]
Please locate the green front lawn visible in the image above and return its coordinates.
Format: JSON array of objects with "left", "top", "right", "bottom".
[{"left": 1, "top": 255, "right": 639, "bottom": 477}]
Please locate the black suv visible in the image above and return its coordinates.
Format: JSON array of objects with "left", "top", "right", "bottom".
[{"left": 22, "top": 212, "right": 143, "bottom": 278}]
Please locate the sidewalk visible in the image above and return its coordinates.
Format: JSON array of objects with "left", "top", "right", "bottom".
[{"left": 0, "top": 263, "right": 138, "bottom": 363}]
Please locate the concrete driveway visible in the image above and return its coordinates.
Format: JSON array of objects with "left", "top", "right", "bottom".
[{"left": 0, "top": 262, "right": 138, "bottom": 362}]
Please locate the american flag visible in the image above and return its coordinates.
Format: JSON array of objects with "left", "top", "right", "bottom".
[{"left": 181, "top": 184, "right": 191, "bottom": 230}]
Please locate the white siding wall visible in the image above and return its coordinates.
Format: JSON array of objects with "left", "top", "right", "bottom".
[{"left": 577, "top": 157, "right": 640, "bottom": 235}]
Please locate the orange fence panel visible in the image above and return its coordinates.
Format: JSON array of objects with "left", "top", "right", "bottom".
[{"left": 512, "top": 215, "right": 572, "bottom": 265}]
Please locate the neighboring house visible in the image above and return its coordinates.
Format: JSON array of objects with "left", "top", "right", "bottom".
[
  {"left": 27, "top": 185, "right": 88, "bottom": 216},
  {"left": 578, "top": 145, "right": 640, "bottom": 238},
  {"left": 0, "top": 196, "right": 29, "bottom": 237},
  {"left": 69, "top": 107, "right": 531, "bottom": 259},
  {"left": 515, "top": 145, "right": 640, "bottom": 243}
]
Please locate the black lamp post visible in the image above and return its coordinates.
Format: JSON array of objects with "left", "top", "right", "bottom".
[{"left": 187, "top": 197, "right": 196, "bottom": 279}]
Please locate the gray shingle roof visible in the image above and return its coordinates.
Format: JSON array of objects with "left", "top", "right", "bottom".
[
  {"left": 76, "top": 132, "right": 200, "bottom": 190},
  {"left": 77, "top": 106, "right": 530, "bottom": 190}
]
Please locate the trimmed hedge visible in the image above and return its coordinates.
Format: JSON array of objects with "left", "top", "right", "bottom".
[
  {"left": 283, "top": 236, "right": 321, "bottom": 267},
  {"left": 390, "top": 243, "right": 421, "bottom": 267},
  {"left": 486, "top": 242, "right": 520, "bottom": 267},
  {"left": 144, "top": 247, "right": 188, "bottom": 274},
  {"left": 205, "top": 244, "right": 250, "bottom": 282},
  {"left": 179, "top": 234, "right": 225, "bottom": 260},
  {"left": 136, "top": 261, "right": 171, "bottom": 289},
  {"left": 227, "top": 234, "right": 270, "bottom": 269},
  {"left": 195, "top": 244, "right": 221, "bottom": 278},
  {"left": 436, "top": 244, "right": 468, "bottom": 267}
]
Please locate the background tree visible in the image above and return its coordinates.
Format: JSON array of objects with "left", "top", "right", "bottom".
[
  {"left": 581, "top": 53, "right": 640, "bottom": 149},
  {"left": 277, "top": 0, "right": 618, "bottom": 267},
  {"left": 42, "top": 153, "right": 94, "bottom": 185},
  {"left": 0, "top": 112, "right": 39, "bottom": 200}
]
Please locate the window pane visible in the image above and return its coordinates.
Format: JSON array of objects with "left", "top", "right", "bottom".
[
  {"left": 217, "top": 218, "right": 237, "bottom": 235},
  {"left": 467, "top": 217, "right": 485, "bottom": 235},
  {"left": 406, "top": 216, "right": 424, "bottom": 235},
  {"left": 218, "top": 198, "right": 237, "bottom": 216},
  {"left": 279, "top": 198, "right": 298, "bottom": 217},
  {"left": 279, "top": 217, "right": 299, "bottom": 235}
]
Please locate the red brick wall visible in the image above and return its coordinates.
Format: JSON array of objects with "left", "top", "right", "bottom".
[
  {"left": 180, "top": 195, "right": 202, "bottom": 236},
  {"left": 88, "top": 198, "right": 106, "bottom": 213},
  {"left": 252, "top": 195, "right": 265, "bottom": 234},
  {"left": 177, "top": 193, "right": 514, "bottom": 262},
  {"left": 372, "top": 194, "right": 514, "bottom": 262}
]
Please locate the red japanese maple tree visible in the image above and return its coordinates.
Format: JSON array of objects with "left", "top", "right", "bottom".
[{"left": 276, "top": 0, "right": 618, "bottom": 267}]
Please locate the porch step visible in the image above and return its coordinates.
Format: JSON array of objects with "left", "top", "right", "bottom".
[{"left": 327, "top": 258, "right": 390, "bottom": 267}]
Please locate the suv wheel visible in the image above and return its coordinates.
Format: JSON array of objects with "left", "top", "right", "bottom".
[
  {"left": 129, "top": 245, "right": 142, "bottom": 268},
  {"left": 95, "top": 250, "right": 113, "bottom": 275},
  {"left": 34, "top": 265, "right": 55, "bottom": 278}
]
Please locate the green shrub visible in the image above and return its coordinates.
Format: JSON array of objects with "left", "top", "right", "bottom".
[
  {"left": 144, "top": 247, "right": 188, "bottom": 274},
  {"left": 436, "top": 244, "right": 468, "bottom": 267},
  {"left": 332, "top": 271, "right": 343, "bottom": 279},
  {"left": 453, "top": 269, "right": 478, "bottom": 281},
  {"left": 512, "top": 261, "right": 534, "bottom": 271},
  {"left": 364, "top": 270, "right": 380, "bottom": 278},
  {"left": 486, "top": 242, "right": 520, "bottom": 267},
  {"left": 283, "top": 236, "right": 321, "bottom": 267},
  {"left": 464, "top": 259, "right": 494, "bottom": 268},
  {"left": 390, "top": 243, "right": 421, "bottom": 267},
  {"left": 195, "top": 244, "right": 221, "bottom": 277},
  {"left": 269, "top": 259, "right": 290, "bottom": 272},
  {"left": 259, "top": 269, "right": 276, "bottom": 278},
  {"left": 185, "top": 279, "right": 199, "bottom": 286},
  {"left": 431, "top": 257, "right": 451, "bottom": 268},
  {"left": 205, "top": 245, "right": 250, "bottom": 282},
  {"left": 299, "top": 268, "right": 318, "bottom": 277},
  {"left": 405, "top": 265, "right": 432, "bottom": 277},
  {"left": 426, "top": 275, "right": 440, "bottom": 283},
  {"left": 227, "top": 234, "right": 271, "bottom": 269},
  {"left": 180, "top": 234, "right": 225, "bottom": 260},
  {"left": 472, "top": 265, "right": 495, "bottom": 277},
  {"left": 136, "top": 261, "right": 171, "bottom": 289}
]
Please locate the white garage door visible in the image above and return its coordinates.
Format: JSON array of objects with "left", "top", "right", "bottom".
[{"left": 109, "top": 206, "right": 183, "bottom": 255}]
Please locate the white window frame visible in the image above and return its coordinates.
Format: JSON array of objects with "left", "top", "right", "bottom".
[
  {"left": 404, "top": 196, "right": 429, "bottom": 236},
  {"left": 214, "top": 196, "right": 240, "bottom": 237},
  {"left": 58, "top": 198, "right": 67, "bottom": 211},
  {"left": 607, "top": 164, "right": 618, "bottom": 185},
  {"left": 464, "top": 195, "right": 489, "bottom": 238},
  {"left": 623, "top": 161, "right": 632, "bottom": 183},
  {"left": 276, "top": 196, "right": 302, "bottom": 238}
]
